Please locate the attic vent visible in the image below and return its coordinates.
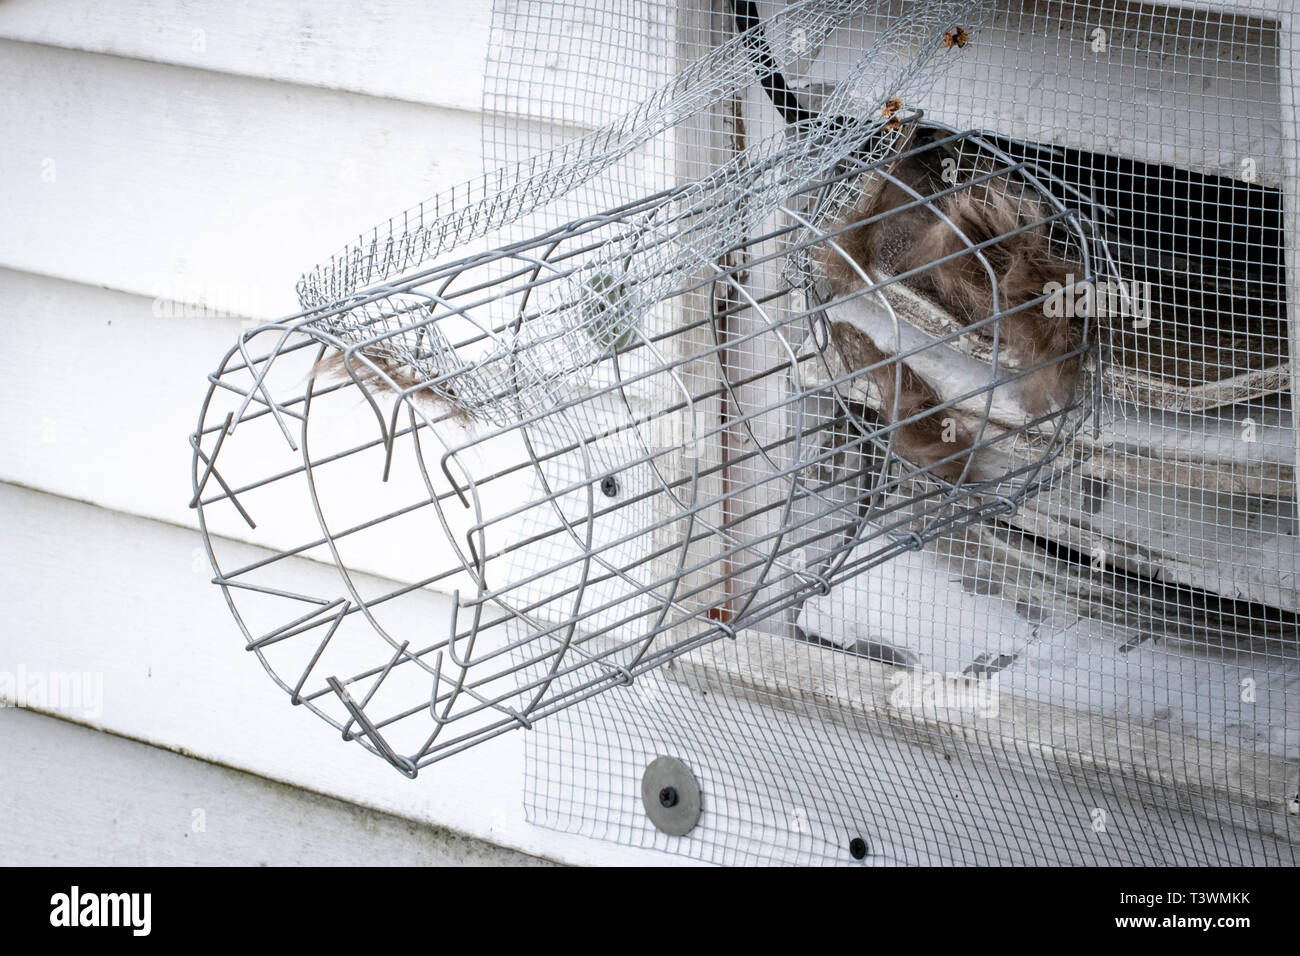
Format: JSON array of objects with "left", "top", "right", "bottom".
[{"left": 505, "top": 0, "right": 1300, "bottom": 866}]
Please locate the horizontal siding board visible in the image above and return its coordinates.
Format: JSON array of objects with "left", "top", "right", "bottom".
[
  {"left": 0, "top": 40, "right": 498, "bottom": 315},
  {"left": 0, "top": 708, "right": 551, "bottom": 866},
  {"left": 0, "top": 0, "right": 494, "bottom": 113},
  {"left": 0, "top": 268, "right": 243, "bottom": 522}
]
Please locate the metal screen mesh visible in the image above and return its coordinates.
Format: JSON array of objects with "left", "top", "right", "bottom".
[{"left": 484, "top": 0, "right": 1299, "bottom": 865}]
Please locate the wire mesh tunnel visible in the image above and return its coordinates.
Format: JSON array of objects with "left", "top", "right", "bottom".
[{"left": 191, "top": 0, "right": 1299, "bottom": 864}]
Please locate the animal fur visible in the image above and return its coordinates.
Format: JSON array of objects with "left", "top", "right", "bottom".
[
  {"left": 309, "top": 350, "right": 474, "bottom": 426},
  {"left": 819, "top": 128, "right": 1084, "bottom": 482},
  {"left": 829, "top": 320, "right": 977, "bottom": 483}
]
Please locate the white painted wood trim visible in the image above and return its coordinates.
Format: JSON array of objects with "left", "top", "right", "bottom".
[{"left": 676, "top": 626, "right": 1299, "bottom": 843}]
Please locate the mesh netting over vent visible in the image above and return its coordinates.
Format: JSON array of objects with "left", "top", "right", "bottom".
[
  {"left": 482, "top": 0, "right": 1300, "bottom": 865},
  {"left": 189, "top": 0, "right": 1299, "bottom": 866}
]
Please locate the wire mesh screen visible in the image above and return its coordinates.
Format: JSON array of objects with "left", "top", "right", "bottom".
[
  {"left": 481, "top": 0, "right": 1300, "bottom": 865},
  {"left": 189, "top": 0, "right": 1298, "bottom": 864}
]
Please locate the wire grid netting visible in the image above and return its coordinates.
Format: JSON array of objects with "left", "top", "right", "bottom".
[
  {"left": 184, "top": 0, "right": 1300, "bottom": 865},
  {"left": 485, "top": 0, "right": 1299, "bottom": 865}
]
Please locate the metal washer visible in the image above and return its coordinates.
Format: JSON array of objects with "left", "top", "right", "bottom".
[{"left": 641, "top": 756, "right": 702, "bottom": 836}]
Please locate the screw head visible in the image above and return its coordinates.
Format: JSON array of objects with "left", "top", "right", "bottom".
[
  {"left": 658, "top": 786, "right": 679, "bottom": 808},
  {"left": 849, "top": 837, "right": 868, "bottom": 860},
  {"left": 600, "top": 476, "right": 619, "bottom": 497}
]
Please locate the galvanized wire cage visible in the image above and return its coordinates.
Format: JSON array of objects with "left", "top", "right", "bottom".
[
  {"left": 191, "top": 0, "right": 1299, "bottom": 864},
  {"left": 191, "top": 126, "right": 1098, "bottom": 770}
]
